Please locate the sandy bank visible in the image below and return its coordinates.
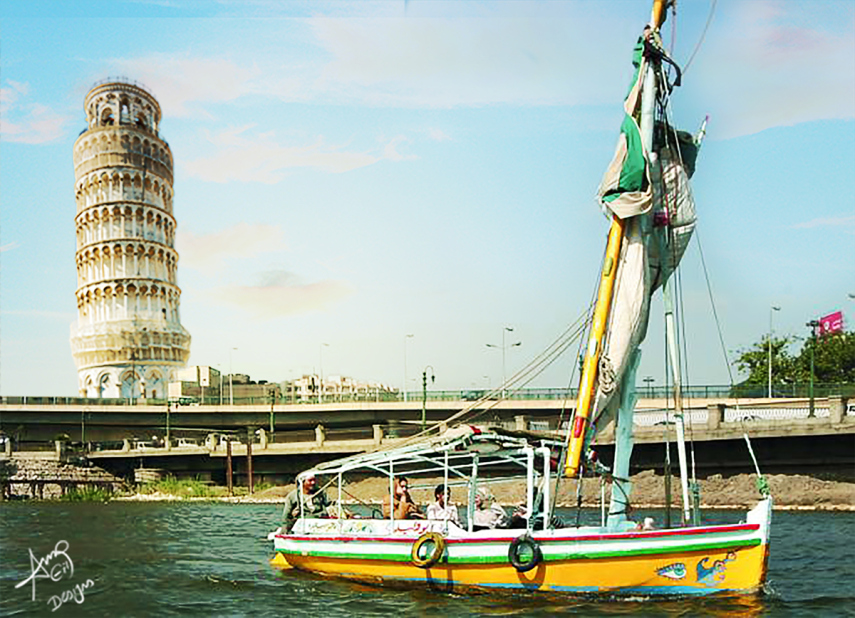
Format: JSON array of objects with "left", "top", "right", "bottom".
[{"left": 115, "top": 471, "right": 855, "bottom": 511}]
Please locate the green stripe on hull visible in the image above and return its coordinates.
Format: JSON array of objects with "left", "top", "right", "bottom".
[{"left": 279, "top": 538, "right": 761, "bottom": 565}]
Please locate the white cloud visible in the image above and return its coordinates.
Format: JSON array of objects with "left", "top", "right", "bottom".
[
  {"left": 308, "top": 14, "right": 622, "bottom": 108},
  {"left": 107, "top": 54, "right": 271, "bottom": 117},
  {"left": 0, "top": 81, "right": 68, "bottom": 144},
  {"left": 3, "top": 309, "right": 75, "bottom": 321},
  {"left": 177, "top": 222, "right": 288, "bottom": 273},
  {"left": 211, "top": 270, "right": 354, "bottom": 318},
  {"left": 693, "top": 1, "right": 855, "bottom": 138},
  {"left": 791, "top": 214, "right": 855, "bottom": 231},
  {"left": 427, "top": 127, "right": 452, "bottom": 142},
  {"left": 183, "top": 126, "right": 408, "bottom": 183},
  {"left": 383, "top": 135, "right": 417, "bottom": 162},
  {"left": 0, "top": 242, "right": 21, "bottom": 253}
]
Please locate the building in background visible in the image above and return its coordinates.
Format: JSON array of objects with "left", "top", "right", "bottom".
[
  {"left": 169, "top": 367, "right": 279, "bottom": 404},
  {"left": 287, "top": 374, "right": 397, "bottom": 403},
  {"left": 70, "top": 80, "right": 191, "bottom": 399}
]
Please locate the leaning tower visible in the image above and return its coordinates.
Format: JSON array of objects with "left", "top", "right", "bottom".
[{"left": 70, "top": 80, "right": 191, "bottom": 400}]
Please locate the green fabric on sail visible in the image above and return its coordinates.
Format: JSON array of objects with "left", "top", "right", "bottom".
[
  {"left": 602, "top": 114, "right": 646, "bottom": 204},
  {"left": 597, "top": 37, "right": 652, "bottom": 218}
]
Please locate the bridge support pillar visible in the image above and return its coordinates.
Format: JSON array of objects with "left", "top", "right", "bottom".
[
  {"left": 515, "top": 415, "right": 528, "bottom": 431},
  {"left": 829, "top": 396, "right": 845, "bottom": 424},
  {"left": 54, "top": 440, "right": 66, "bottom": 461},
  {"left": 707, "top": 404, "right": 724, "bottom": 430},
  {"left": 315, "top": 425, "right": 326, "bottom": 446},
  {"left": 258, "top": 428, "right": 268, "bottom": 449},
  {"left": 373, "top": 425, "right": 383, "bottom": 446},
  {"left": 122, "top": 439, "right": 130, "bottom": 452}
]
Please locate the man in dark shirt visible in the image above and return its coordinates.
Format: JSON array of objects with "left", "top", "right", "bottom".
[{"left": 282, "top": 474, "right": 331, "bottom": 533}]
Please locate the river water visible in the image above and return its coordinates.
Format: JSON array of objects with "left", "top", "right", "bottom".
[{"left": 0, "top": 502, "right": 852, "bottom": 617}]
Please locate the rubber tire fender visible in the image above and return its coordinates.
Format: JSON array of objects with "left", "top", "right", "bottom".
[
  {"left": 411, "top": 531, "right": 446, "bottom": 569},
  {"left": 508, "top": 534, "right": 543, "bottom": 573}
]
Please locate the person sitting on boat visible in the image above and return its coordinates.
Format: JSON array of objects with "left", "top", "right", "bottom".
[
  {"left": 282, "top": 474, "right": 332, "bottom": 533},
  {"left": 426, "top": 484, "right": 460, "bottom": 525},
  {"left": 382, "top": 477, "right": 424, "bottom": 519},
  {"left": 472, "top": 488, "right": 507, "bottom": 530}
]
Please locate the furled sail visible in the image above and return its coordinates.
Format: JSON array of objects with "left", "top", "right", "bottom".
[{"left": 589, "top": 36, "right": 698, "bottom": 431}]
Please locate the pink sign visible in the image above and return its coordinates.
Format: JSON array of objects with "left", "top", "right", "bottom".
[{"left": 818, "top": 311, "right": 844, "bottom": 336}]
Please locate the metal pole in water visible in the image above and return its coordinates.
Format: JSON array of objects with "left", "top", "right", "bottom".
[
  {"left": 226, "top": 439, "right": 233, "bottom": 496},
  {"left": 247, "top": 429, "right": 254, "bottom": 495}
]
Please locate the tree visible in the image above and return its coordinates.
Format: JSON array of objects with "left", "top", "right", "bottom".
[
  {"left": 733, "top": 336, "right": 798, "bottom": 387},
  {"left": 792, "top": 331, "right": 855, "bottom": 384},
  {"left": 733, "top": 331, "right": 855, "bottom": 386}
]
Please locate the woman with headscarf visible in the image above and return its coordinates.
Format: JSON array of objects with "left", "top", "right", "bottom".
[{"left": 472, "top": 488, "right": 507, "bottom": 530}]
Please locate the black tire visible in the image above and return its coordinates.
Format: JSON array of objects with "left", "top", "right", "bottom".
[
  {"left": 508, "top": 534, "right": 542, "bottom": 572},
  {"left": 411, "top": 532, "right": 446, "bottom": 568}
]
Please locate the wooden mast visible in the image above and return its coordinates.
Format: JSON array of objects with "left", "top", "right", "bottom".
[{"left": 563, "top": 0, "right": 669, "bottom": 479}]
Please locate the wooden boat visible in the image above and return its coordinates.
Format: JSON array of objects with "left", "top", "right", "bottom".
[
  {"left": 271, "top": 426, "right": 771, "bottom": 596},
  {"left": 271, "top": 0, "right": 773, "bottom": 597}
]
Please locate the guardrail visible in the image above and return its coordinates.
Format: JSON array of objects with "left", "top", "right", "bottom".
[{"left": 1, "top": 383, "right": 853, "bottom": 407}]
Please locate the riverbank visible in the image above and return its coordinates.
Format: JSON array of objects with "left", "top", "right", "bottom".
[
  {"left": 114, "top": 470, "right": 855, "bottom": 511},
  {"left": 3, "top": 456, "right": 852, "bottom": 510}
]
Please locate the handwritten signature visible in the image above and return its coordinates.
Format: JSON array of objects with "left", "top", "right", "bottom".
[
  {"left": 13, "top": 540, "right": 94, "bottom": 612},
  {"left": 47, "top": 579, "right": 94, "bottom": 613},
  {"left": 14, "top": 541, "right": 74, "bottom": 601}
]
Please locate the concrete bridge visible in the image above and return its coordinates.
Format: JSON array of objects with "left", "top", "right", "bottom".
[{"left": 1, "top": 395, "right": 852, "bottom": 485}]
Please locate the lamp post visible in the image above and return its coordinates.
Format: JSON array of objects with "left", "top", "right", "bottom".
[
  {"left": 165, "top": 398, "right": 171, "bottom": 449},
  {"left": 269, "top": 385, "right": 276, "bottom": 435},
  {"left": 486, "top": 327, "right": 521, "bottom": 398},
  {"left": 806, "top": 320, "right": 819, "bottom": 417},
  {"left": 129, "top": 350, "right": 136, "bottom": 404},
  {"left": 229, "top": 347, "right": 237, "bottom": 406},
  {"left": 421, "top": 366, "right": 435, "bottom": 432},
  {"left": 768, "top": 306, "right": 781, "bottom": 398},
  {"left": 403, "top": 334, "right": 414, "bottom": 402},
  {"left": 643, "top": 376, "right": 654, "bottom": 398},
  {"left": 319, "top": 343, "right": 329, "bottom": 403}
]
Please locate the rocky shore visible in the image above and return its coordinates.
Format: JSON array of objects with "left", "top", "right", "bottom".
[
  {"left": 248, "top": 470, "right": 855, "bottom": 511},
  {"left": 114, "top": 470, "right": 855, "bottom": 511},
  {"left": 3, "top": 456, "right": 852, "bottom": 510},
  {"left": 0, "top": 456, "right": 125, "bottom": 499}
]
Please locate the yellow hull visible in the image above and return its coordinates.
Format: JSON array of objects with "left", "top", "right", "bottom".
[{"left": 272, "top": 542, "right": 769, "bottom": 596}]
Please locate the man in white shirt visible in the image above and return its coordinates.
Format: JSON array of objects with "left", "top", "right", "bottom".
[{"left": 426, "top": 483, "right": 460, "bottom": 525}]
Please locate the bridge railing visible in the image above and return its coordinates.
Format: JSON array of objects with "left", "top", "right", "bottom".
[{"left": 1, "top": 383, "right": 853, "bottom": 407}]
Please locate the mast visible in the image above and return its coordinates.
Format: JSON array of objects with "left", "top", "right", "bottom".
[
  {"left": 663, "top": 278, "right": 692, "bottom": 524},
  {"left": 564, "top": 219, "right": 625, "bottom": 477},
  {"left": 564, "top": 0, "right": 670, "bottom": 480}
]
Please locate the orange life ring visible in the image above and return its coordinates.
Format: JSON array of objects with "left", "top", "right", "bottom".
[{"left": 411, "top": 532, "right": 446, "bottom": 568}]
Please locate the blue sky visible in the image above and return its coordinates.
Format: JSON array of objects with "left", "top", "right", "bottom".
[{"left": 1, "top": 0, "right": 853, "bottom": 396}]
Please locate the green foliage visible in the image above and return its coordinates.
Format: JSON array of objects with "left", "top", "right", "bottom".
[
  {"left": 252, "top": 480, "right": 274, "bottom": 493},
  {"left": 734, "top": 331, "right": 855, "bottom": 386},
  {"left": 140, "top": 476, "right": 214, "bottom": 498},
  {"left": 61, "top": 486, "right": 112, "bottom": 502}
]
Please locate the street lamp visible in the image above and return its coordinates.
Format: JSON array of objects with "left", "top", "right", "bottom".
[
  {"left": 768, "top": 306, "right": 781, "bottom": 398},
  {"left": 421, "top": 366, "right": 435, "bottom": 432},
  {"left": 269, "top": 385, "right": 277, "bottom": 435},
  {"left": 643, "top": 376, "right": 654, "bottom": 398},
  {"left": 229, "top": 347, "right": 237, "bottom": 406},
  {"left": 319, "top": 343, "right": 329, "bottom": 403},
  {"left": 403, "top": 334, "right": 414, "bottom": 402},
  {"left": 806, "top": 320, "right": 819, "bottom": 417},
  {"left": 486, "top": 327, "right": 521, "bottom": 398}
]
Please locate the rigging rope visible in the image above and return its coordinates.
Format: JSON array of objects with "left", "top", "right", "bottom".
[{"left": 683, "top": 0, "right": 717, "bottom": 75}]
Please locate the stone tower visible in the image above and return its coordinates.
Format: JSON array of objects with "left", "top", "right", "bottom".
[{"left": 70, "top": 80, "right": 191, "bottom": 400}]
